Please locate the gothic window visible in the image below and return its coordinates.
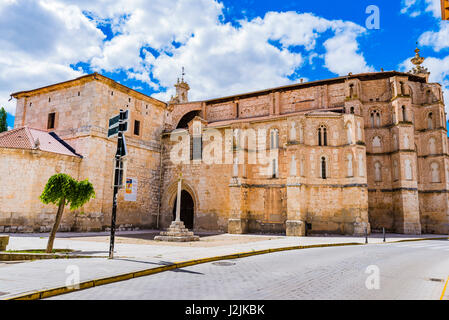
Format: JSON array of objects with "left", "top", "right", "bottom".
[
  {"left": 318, "top": 125, "right": 327, "bottom": 146},
  {"left": 374, "top": 162, "right": 382, "bottom": 182},
  {"left": 321, "top": 157, "right": 327, "bottom": 179},
  {"left": 431, "top": 162, "right": 440, "bottom": 183},
  {"left": 358, "top": 154, "right": 365, "bottom": 177},
  {"left": 350, "top": 107, "right": 355, "bottom": 114},
  {"left": 370, "top": 110, "right": 381, "bottom": 128},
  {"left": 346, "top": 123, "right": 353, "bottom": 144},
  {"left": 290, "top": 122, "right": 296, "bottom": 141},
  {"left": 270, "top": 129, "right": 279, "bottom": 149},
  {"left": 299, "top": 125, "right": 304, "bottom": 144},
  {"left": 272, "top": 158, "right": 278, "bottom": 178},
  {"left": 400, "top": 82, "right": 405, "bottom": 95},
  {"left": 404, "top": 135, "right": 410, "bottom": 149},
  {"left": 346, "top": 153, "right": 353, "bottom": 177},
  {"left": 349, "top": 84, "right": 354, "bottom": 98},
  {"left": 405, "top": 159, "right": 413, "bottom": 180},
  {"left": 427, "top": 112, "right": 434, "bottom": 130},
  {"left": 393, "top": 160, "right": 399, "bottom": 181},
  {"left": 393, "top": 134, "right": 398, "bottom": 150},
  {"left": 402, "top": 106, "right": 407, "bottom": 122},
  {"left": 429, "top": 137, "right": 437, "bottom": 155},
  {"left": 373, "top": 136, "right": 382, "bottom": 148},
  {"left": 426, "top": 90, "right": 432, "bottom": 104}
]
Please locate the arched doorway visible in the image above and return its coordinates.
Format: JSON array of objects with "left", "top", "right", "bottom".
[{"left": 172, "top": 190, "right": 195, "bottom": 229}]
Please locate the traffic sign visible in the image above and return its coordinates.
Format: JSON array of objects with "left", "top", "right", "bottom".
[
  {"left": 108, "top": 110, "right": 129, "bottom": 138},
  {"left": 108, "top": 114, "right": 120, "bottom": 128}
]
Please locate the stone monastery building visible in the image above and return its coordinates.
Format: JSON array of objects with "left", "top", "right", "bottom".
[{"left": 1, "top": 48, "right": 448, "bottom": 236}]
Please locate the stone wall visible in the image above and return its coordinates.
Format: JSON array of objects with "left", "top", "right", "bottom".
[{"left": 0, "top": 148, "right": 81, "bottom": 232}]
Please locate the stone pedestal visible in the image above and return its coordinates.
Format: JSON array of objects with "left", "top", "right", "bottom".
[
  {"left": 0, "top": 235, "right": 9, "bottom": 251},
  {"left": 154, "top": 221, "right": 199, "bottom": 242}
]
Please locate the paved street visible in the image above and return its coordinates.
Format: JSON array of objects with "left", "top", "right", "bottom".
[{"left": 48, "top": 240, "right": 449, "bottom": 300}]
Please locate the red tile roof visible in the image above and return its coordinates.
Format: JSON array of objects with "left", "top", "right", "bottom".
[{"left": 0, "top": 127, "right": 80, "bottom": 157}]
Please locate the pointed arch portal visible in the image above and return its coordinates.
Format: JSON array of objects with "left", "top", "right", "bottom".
[{"left": 172, "top": 190, "right": 195, "bottom": 229}]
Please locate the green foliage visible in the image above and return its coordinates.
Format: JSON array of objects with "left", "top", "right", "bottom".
[
  {"left": 40, "top": 173, "right": 95, "bottom": 210},
  {"left": 0, "top": 107, "right": 7, "bottom": 133}
]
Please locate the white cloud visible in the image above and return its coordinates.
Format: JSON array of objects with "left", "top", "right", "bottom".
[
  {"left": 0, "top": 0, "right": 372, "bottom": 115},
  {"left": 323, "top": 28, "right": 374, "bottom": 76},
  {"left": 419, "top": 22, "right": 449, "bottom": 52},
  {"left": 0, "top": 0, "right": 105, "bottom": 114},
  {"left": 401, "top": 0, "right": 442, "bottom": 18}
]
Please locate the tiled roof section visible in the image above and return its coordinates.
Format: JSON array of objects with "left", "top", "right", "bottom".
[{"left": 0, "top": 127, "right": 80, "bottom": 157}]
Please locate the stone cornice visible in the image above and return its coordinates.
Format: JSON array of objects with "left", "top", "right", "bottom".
[{"left": 11, "top": 73, "right": 167, "bottom": 109}]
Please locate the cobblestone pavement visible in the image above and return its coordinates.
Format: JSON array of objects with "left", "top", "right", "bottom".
[{"left": 48, "top": 240, "right": 449, "bottom": 300}]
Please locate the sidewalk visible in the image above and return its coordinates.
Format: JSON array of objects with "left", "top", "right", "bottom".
[{"left": 0, "top": 230, "right": 447, "bottom": 300}]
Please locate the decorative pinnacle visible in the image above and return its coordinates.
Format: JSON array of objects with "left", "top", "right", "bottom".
[{"left": 410, "top": 43, "right": 429, "bottom": 75}]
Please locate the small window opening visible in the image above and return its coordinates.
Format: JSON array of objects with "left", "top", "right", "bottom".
[
  {"left": 134, "top": 120, "right": 141, "bottom": 136},
  {"left": 47, "top": 113, "right": 56, "bottom": 129}
]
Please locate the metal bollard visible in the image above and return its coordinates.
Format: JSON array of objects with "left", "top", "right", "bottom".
[
  {"left": 383, "top": 227, "right": 386, "bottom": 243},
  {"left": 365, "top": 227, "right": 368, "bottom": 244}
]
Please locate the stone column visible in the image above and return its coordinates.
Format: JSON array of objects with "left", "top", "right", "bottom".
[
  {"left": 175, "top": 177, "right": 182, "bottom": 222},
  {"left": 286, "top": 176, "right": 306, "bottom": 236},
  {"left": 228, "top": 177, "right": 248, "bottom": 234}
]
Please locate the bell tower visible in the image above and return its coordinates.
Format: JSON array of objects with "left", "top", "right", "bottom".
[{"left": 170, "top": 67, "right": 190, "bottom": 104}]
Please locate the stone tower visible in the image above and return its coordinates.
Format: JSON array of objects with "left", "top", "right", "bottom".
[{"left": 170, "top": 67, "right": 190, "bottom": 104}]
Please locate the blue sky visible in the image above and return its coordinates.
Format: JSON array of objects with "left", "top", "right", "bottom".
[{"left": 1, "top": 0, "right": 449, "bottom": 129}]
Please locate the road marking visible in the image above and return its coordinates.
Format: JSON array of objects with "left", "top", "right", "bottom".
[{"left": 440, "top": 276, "right": 449, "bottom": 300}]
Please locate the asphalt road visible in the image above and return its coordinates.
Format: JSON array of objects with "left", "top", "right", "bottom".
[{"left": 48, "top": 240, "right": 449, "bottom": 300}]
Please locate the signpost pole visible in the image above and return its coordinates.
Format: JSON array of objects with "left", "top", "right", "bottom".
[{"left": 108, "top": 110, "right": 127, "bottom": 259}]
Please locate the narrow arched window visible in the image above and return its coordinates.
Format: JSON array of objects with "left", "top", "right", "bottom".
[
  {"left": 270, "top": 129, "right": 279, "bottom": 149},
  {"left": 321, "top": 157, "right": 327, "bottom": 179},
  {"left": 272, "top": 158, "right": 278, "bottom": 178},
  {"left": 350, "top": 107, "right": 355, "bottom": 114},
  {"left": 428, "top": 112, "right": 433, "bottom": 130},
  {"left": 370, "top": 110, "right": 380, "bottom": 128},
  {"left": 323, "top": 127, "right": 327, "bottom": 146},
  {"left": 402, "top": 106, "right": 407, "bottom": 122},
  {"left": 318, "top": 125, "right": 328, "bottom": 146}
]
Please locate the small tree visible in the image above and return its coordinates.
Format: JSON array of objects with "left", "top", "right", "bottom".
[
  {"left": 0, "top": 107, "right": 7, "bottom": 133},
  {"left": 40, "top": 173, "right": 95, "bottom": 253}
]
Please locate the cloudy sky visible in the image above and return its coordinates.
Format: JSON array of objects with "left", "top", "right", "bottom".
[{"left": 1, "top": 0, "right": 449, "bottom": 128}]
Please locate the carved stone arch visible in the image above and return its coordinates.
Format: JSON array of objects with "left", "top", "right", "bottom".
[
  {"left": 170, "top": 104, "right": 203, "bottom": 130},
  {"left": 161, "top": 178, "right": 199, "bottom": 229}
]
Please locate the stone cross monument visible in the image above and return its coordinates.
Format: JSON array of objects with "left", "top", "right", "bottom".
[{"left": 155, "top": 173, "right": 199, "bottom": 242}]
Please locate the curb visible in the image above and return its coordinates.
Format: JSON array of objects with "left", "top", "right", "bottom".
[
  {"left": 386, "top": 236, "right": 449, "bottom": 244},
  {"left": 4, "top": 236, "right": 448, "bottom": 300},
  {"left": 3, "top": 241, "right": 364, "bottom": 300}
]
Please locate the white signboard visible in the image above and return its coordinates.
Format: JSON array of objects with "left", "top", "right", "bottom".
[{"left": 124, "top": 178, "right": 138, "bottom": 201}]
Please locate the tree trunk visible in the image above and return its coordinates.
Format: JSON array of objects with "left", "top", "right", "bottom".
[{"left": 46, "top": 198, "right": 65, "bottom": 253}]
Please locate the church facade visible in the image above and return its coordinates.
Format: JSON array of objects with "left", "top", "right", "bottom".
[{"left": 1, "top": 50, "right": 448, "bottom": 235}]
